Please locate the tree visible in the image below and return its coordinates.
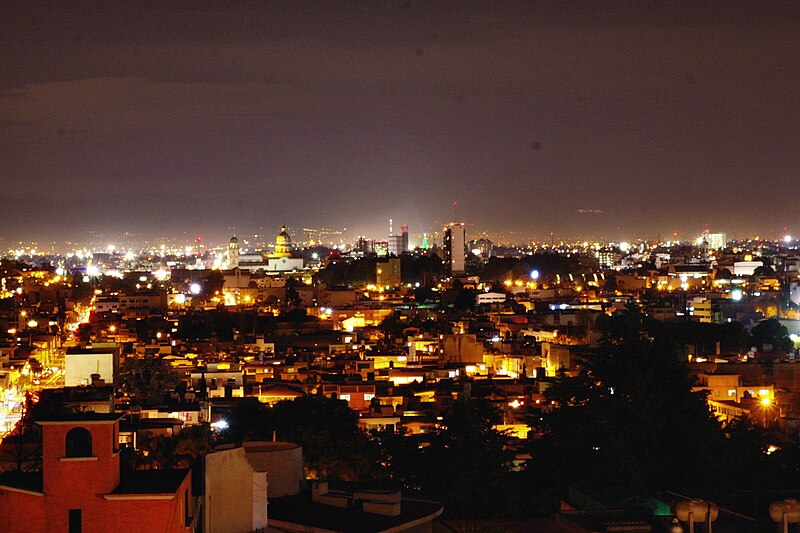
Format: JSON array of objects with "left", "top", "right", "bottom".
[
  {"left": 753, "top": 265, "right": 776, "bottom": 277},
  {"left": 527, "top": 310, "right": 726, "bottom": 500},
  {"left": 284, "top": 277, "right": 301, "bottom": 306},
  {"left": 270, "top": 396, "right": 383, "bottom": 481},
  {"left": 377, "top": 314, "right": 406, "bottom": 345},
  {"left": 201, "top": 270, "right": 225, "bottom": 298},
  {"left": 751, "top": 318, "right": 793, "bottom": 352},
  {"left": 119, "top": 356, "right": 181, "bottom": 406},
  {"left": 382, "top": 401, "right": 520, "bottom": 518},
  {"left": 170, "top": 424, "right": 215, "bottom": 468}
]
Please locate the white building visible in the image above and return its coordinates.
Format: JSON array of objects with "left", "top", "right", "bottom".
[
  {"left": 477, "top": 292, "right": 507, "bottom": 305},
  {"left": 444, "top": 222, "right": 466, "bottom": 275},
  {"left": 65, "top": 347, "right": 117, "bottom": 386},
  {"left": 732, "top": 261, "right": 763, "bottom": 276},
  {"left": 699, "top": 231, "right": 727, "bottom": 250}
]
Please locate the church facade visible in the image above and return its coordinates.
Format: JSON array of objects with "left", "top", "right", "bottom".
[{"left": 230, "top": 225, "right": 304, "bottom": 272}]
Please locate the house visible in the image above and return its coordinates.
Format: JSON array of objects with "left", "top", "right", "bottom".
[{"left": 0, "top": 412, "right": 196, "bottom": 533}]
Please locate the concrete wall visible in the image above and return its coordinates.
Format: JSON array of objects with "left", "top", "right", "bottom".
[
  {"left": 65, "top": 352, "right": 114, "bottom": 386},
  {"left": 441, "top": 334, "right": 483, "bottom": 363},
  {"left": 205, "top": 447, "right": 267, "bottom": 533},
  {"left": 243, "top": 441, "right": 304, "bottom": 498}
]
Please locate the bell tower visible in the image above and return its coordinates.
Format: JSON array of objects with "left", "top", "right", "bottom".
[{"left": 39, "top": 413, "right": 122, "bottom": 496}]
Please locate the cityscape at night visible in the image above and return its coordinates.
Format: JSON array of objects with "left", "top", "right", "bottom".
[{"left": 2, "top": 2, "right": 800, "bottom": 533}]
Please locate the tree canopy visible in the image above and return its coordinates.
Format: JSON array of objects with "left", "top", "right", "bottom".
[
  {"left": 527, "top": 310, "right": 725, "bottom": 498},
  {"left": 118, "top": 356, "right": 181, "bottom": 406},
  {"left": 751, "top": 318, "right": 793, "bottom": 352}
]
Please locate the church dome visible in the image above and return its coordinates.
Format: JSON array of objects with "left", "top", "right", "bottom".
[
  {"left": 276, "top": 226, "right": 291, "bottom": 245},
  {"left": 273, "top": 225, "right": 292, "bottom": 257}
]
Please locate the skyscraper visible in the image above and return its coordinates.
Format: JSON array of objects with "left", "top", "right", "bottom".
[
  {"left": 401, "top": 224, "right": 409, "bottom": 252},
  {"left": 388, "top": 235, "right": 404, "bottom": 256},
  {"left": 387, "top": 218, "right": 405, "bottom": 256},
  {"left": 443, "top": 222, "right": 466, "bottom": 275}
]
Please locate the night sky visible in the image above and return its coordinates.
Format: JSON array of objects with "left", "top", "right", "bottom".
[{"left": 2, "top": 2, "right": 800, "bottom": 244}]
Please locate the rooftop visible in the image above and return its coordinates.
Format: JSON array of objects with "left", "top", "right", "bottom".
[
  {"left": 37, "top": 411, "right": 123, "bottom": 424},
  {"left": 269, "top": 485, "right": 443, "bottom": 533}
]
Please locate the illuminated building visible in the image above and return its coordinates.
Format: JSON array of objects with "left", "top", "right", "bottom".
[
  {"left": 237, "top": 226, "right": 303, "bottom": 272},
  {"left": 373, "top": 241, "right": 389, "bottom": 256},
  {"left": 226, "top": 236, "right": 239, "bottom": 269},
  {"left": 387, "top": 219, "right": 404, "bottom": 256},
  {"left": 698, "top": 230, "right": 727, "bottom": 250},
  {"left": 355, "top": 236, "right": 370, "bottom": 254},
  {"left": 376, "top": 258, "right": 401, "bottom": 288},
  {"left": 388, "top": 235, "right": 403, "bottom": 256},
  {"left": 270, "top": 225, "right": 292, "bottom": 258},
  {"left": 443, "top": 222, "right": 466, "bottom": 275}
]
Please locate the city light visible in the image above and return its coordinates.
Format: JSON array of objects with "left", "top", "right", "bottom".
[{"left": 211, "top": 420, "right": 228, "bottom": 430}]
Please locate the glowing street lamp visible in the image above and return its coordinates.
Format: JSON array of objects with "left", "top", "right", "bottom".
[
  {"left": 770, "top": 499, "right": 800, "bottom": 533},
  {"left": 760, "top": 396, "right": 773, "bottom": 427},
  {"left": 675, "top": 500, "right": 718, "bottom": 533}
]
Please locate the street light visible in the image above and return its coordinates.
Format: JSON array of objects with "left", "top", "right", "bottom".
[
  {"left": 760, "top": 396, "right": 773, "bottom": 427},
  {"left": 27, "top": 320, "right": 38, "bottom": 348},
  {"left": 675, "top": 500, "right": 718, "bottom": 533},
  {"left": 770, "top": 499, "right": 800, "bottom": 533}
]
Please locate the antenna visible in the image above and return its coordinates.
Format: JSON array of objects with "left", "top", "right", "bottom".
[{"left": 389, "top": 218, "right": 394, "bottom": 236}]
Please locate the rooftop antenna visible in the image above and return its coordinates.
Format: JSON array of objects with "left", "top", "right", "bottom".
[{"left": 389, "top": 218, "right": 394, "bottom": 236}]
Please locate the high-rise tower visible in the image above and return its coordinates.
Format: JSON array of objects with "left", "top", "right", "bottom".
[{"left": 443, "top": 222, "right": 466, "bottom": 275}]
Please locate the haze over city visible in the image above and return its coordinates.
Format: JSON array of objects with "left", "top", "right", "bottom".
[{"left": 2, "top": 2, "right": 800, "bottom": 243}]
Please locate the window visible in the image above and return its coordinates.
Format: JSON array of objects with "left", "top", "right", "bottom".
[
  {"left": 65, "top": 427, "right": 92, "bottom": 458},
  {"left": 69, "top": 509, "right": 82, "bottom": 533}
]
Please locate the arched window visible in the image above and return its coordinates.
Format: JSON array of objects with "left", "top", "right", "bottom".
[{"left": 65, "top": 427, "right": 92, "bottom": 458}]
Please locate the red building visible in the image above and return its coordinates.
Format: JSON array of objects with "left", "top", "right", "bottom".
[{"left": 0, "top": 412, "right": 196, "bottom": 533}]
